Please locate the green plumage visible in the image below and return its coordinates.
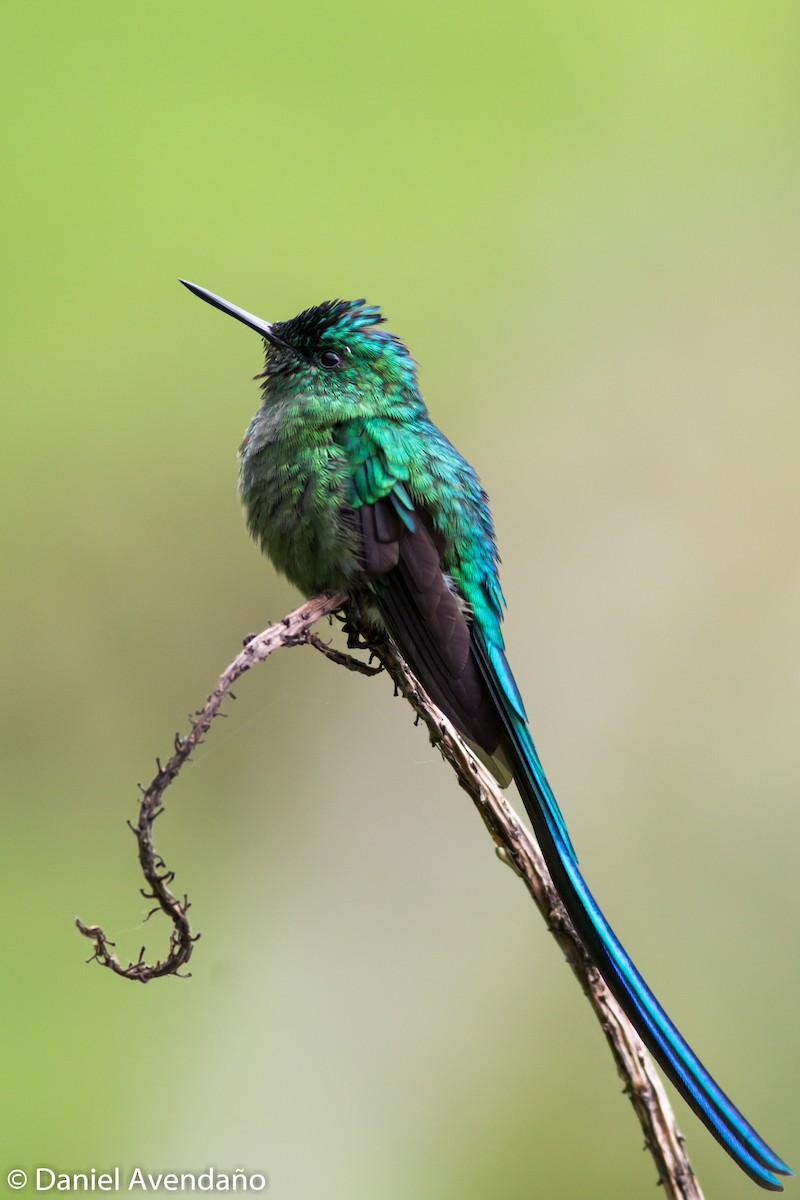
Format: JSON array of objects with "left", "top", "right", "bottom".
[
  {"left": 238, "top": 301, "right": 505, "bottom": 644},
  {"left": 182, "top": 280, "right": 790, "bottom": 1191}
]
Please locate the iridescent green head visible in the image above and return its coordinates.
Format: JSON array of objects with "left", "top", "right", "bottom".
[{"left": 180, "top": 280, "right": 420, "bottom": 404}]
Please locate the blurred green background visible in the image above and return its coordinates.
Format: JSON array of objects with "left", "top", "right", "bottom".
[{"left": 2, "top": 2, "right": 798, "bottom": 1197}]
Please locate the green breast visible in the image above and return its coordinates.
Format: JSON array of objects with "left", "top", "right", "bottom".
[{"left": 239, "top": 432, "right": 362, "bottom": 595}]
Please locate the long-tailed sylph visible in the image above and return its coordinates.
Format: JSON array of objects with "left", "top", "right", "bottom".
[{"left": 181, "top": 279, "right": 790, "bottom": 1190}]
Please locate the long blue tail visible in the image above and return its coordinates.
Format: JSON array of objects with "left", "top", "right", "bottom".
[{"left": 474, "top": 633, "right": 791, "bottom": 1191}]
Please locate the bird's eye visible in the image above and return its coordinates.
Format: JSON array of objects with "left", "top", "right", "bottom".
[{"left": 318, "top": 349, "right": 343, "bottom": 369}]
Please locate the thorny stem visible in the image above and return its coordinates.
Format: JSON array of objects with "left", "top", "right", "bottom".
[
  {"left": 76, "top": 591, "right": 348, "bottom": 981},
  {"left": 77, "top": 591, "right": 703, "bottom": 1199}
]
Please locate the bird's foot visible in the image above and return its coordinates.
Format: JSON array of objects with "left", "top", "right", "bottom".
[
  {"left": 345, "top": 628, "right": 374, "bottom": 651},
  {"left": 334, "top": 596, "right": 378, "bottom": 650}
]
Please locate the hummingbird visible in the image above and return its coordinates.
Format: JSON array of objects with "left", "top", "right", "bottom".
[{"left": 181, "top": 278, "right": 790, "bottom": 1190}]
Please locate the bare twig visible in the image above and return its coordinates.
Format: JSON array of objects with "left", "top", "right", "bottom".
[
  {"left": 76, "top": 590, "right": 347, "bottom": 982},
  {"left": 77, "top": 590, "right": 703, "bottom": 1198},
  {"left": 300, "top": 631, "right": 383, "bottom": 676}
]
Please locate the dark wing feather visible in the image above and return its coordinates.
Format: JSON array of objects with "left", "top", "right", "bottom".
[
  {"left": 358, "top": 501, "right": 400, "bottom": 576},
  {"left": 356, "top": 496, "right": 503, "bottom": 758}
]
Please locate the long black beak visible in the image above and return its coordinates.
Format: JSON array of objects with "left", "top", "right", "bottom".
[{"left": 179, "top": 280, "right": 290, "bottom": 350}]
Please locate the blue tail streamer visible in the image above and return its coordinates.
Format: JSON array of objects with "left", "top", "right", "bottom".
[{"left": 473, "top": 634, "right": 791, "bottom": 1191}]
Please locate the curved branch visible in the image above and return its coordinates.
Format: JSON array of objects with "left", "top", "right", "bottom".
[
  {"left": 77, "top": 590, "right": 702, "bottom": 1199},
  {"left": 76, "top": 590, "right": 347, "bottom": 981}
]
